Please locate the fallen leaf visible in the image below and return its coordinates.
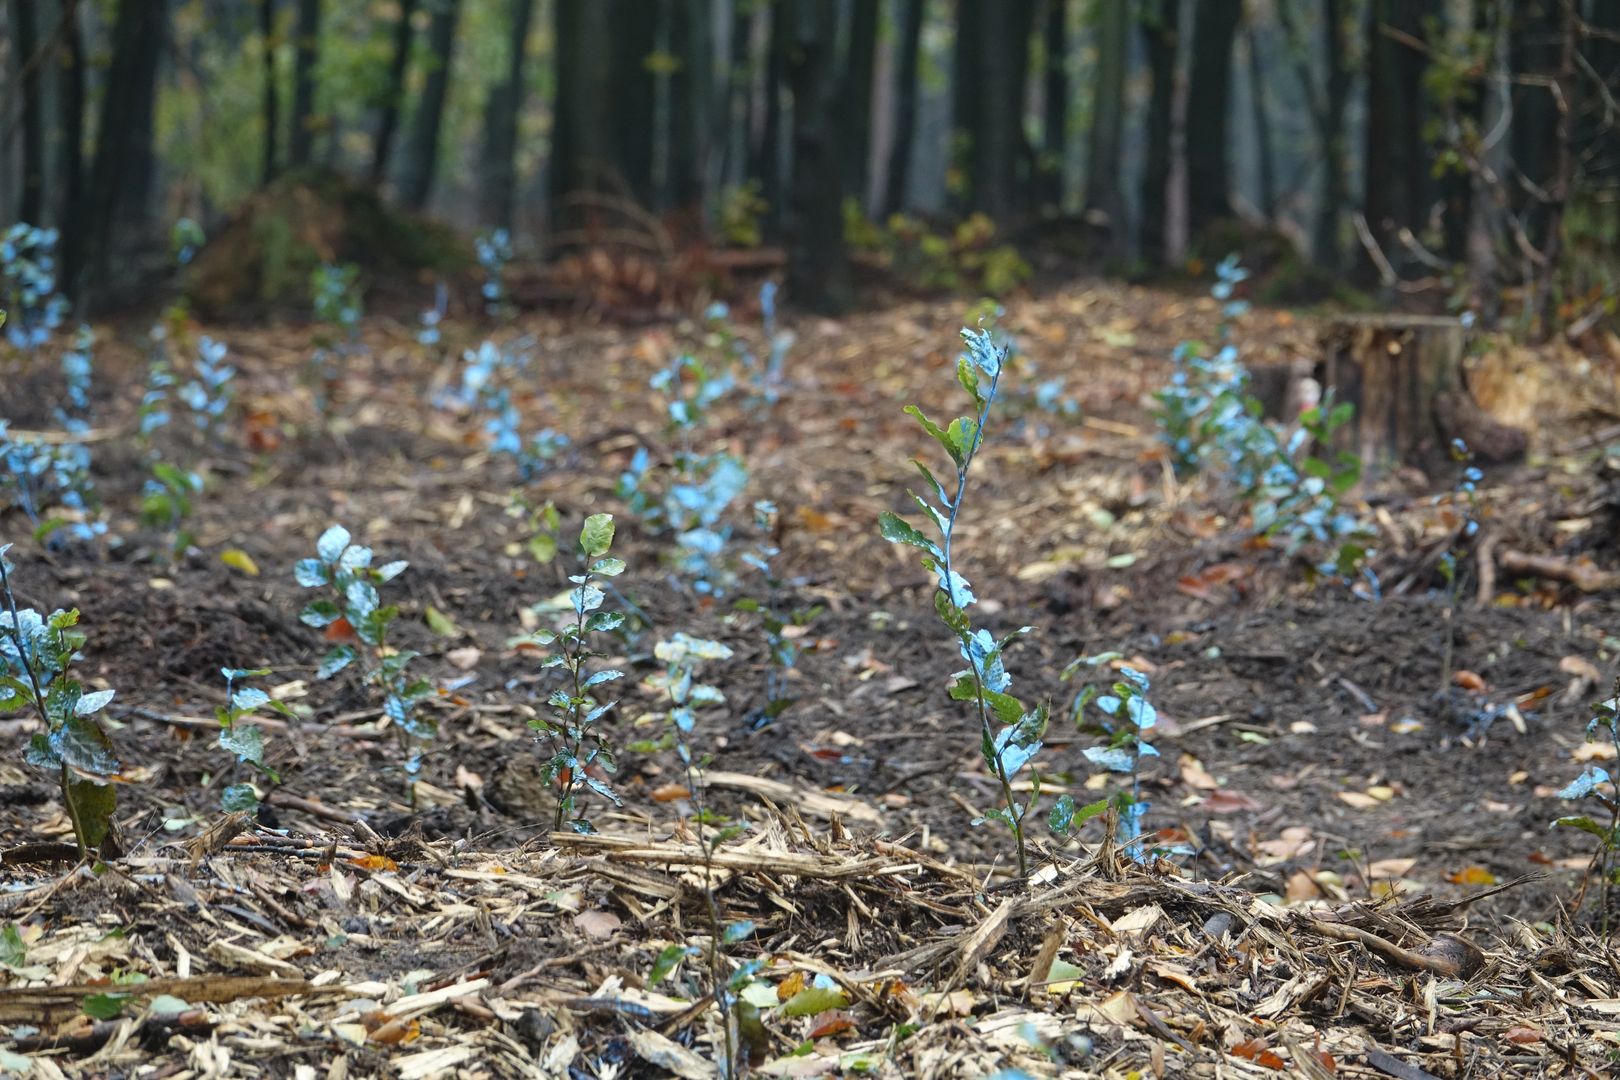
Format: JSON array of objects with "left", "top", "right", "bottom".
[
  {"left": 1367, "top": 857, "right": 1417, "bottom": 879},
  {"left": 220, "top": 549, "right": 260, "bottom": 576},
  {"left": 1179, "top": 755, "right": 1219, "bottom": 790},
  {"left": 1337, "top": 791, "right": 1380, "bottom": 809},
  {"left": 806, "top": 1013, "right": 856, "bottom": 1039},
  {"left": 1503, "top": 1025, "right": 1542, "bottom": 1044},
  {"left": 1203, "top": 789, "right": 1263, "bottom": 813},
  {"left": 573, "top": 910, "right": 621, "bottom": 939},
  {"left": 1447, "top": 866, "right": 1497, "bottom": 886},
  {"left": 1285, "top": 870, "right": 1321, "bottom": 903},
  {"left": 1575, "top": 741, "right": 1618, "bottom": 762},
  {"left": 1453, "top": 670, "right": 1488, "bottom": 691},
  {"left": 446, "top": 646, "right": 482, "bottom": 670},
  {"left": 650, "top": 783, "right": 692, "bottom": 802},
  {"left": 350, "top": 854, "right": 398, "bottom": 872},
  {"left": 424, "top": 606, "right": 463, "bottom": 638}
]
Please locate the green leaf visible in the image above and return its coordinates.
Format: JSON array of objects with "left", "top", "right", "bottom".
[
  {"left": 52, "top": 714, "right": 120, "bottom": 777},
  {"left": 779, "top": 984, "right": 848, "bottom": 1017},
  {"left": 933, "top": 589, "right": 971, "bottom": 636},
  {"left": 649, "top": 944, "right": 689, "bottom": 985},
  {"left": 221, "top": 783, "right": 260, "bottom": 812},
  {"left": 424, "top": 605, "right": 462, "bottom": 638},
  {"left": 81, "top": 992, "right": 130, "bottom": 1020},
  {"left": 579, "top": 514, "right": 615, "bottom": 558},
  {"left": 1552, "top": 815, "right": 1617, "bottom": 843},
  {"left": 878, "top": 511, "right": 937, "bottom": 554},
  {"left": 904, "top": 405, "right": 963, "bottom": 467},
  {"left": 0, "top": 924, "right": 25, "bottom": 968},
  {"left": 68, "top": 778, "right": 117, "bottom": 850},
  {"left": 219, "top": 723, "right": 265, "bottom": 768}
]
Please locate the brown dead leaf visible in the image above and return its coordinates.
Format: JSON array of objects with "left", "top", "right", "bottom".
[
  {"left": 1285, "top": 870, "right": 1321, "bottom": 904},
  {"left": 1453, "top": 670, "right": 1488, "bottom": 691},
  {"left": 574, "top": 910, "right": 622, "bottom": 939},
  {"left": 1447, "top": 866, "right": 1497, "bottom": 886},
  {"left": 1202, "top": 789, "right": 1262, "bottom": 813},
  {"left": 1337, "top": 791, "right": 1380, "bottom": 809},
  {"left": 1178, "top": 754, "right": 1219, "bottom": 791}
]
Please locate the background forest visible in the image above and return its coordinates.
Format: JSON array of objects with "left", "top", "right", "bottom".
[{"left": 1, "top": 0, "right": 1616, "bottom": 328}]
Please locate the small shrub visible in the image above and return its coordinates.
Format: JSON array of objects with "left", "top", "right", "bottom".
[
  {"left": 295, "top": 526, "right": 433, "bottom": 789},
  {"left": 178, "top": 337, "right": 236, "bottom": 435},
  {"left": 311, "top": 262, "right": 363, "bottom": 338},
  {"left": 0, "top": 224, "right": 68, "bottom": 351},
  {"left": 846, "top": 209, "right": 1032, "bottom": 297},
  {"left": 170, "top": 217, "right": 206, "bottom": 267},
  {"left": 527, "top": 514, "right": 627, "bottom": 832},
  {"left": 1554, "top": 679, "right": 1620, "bottom": 931},
  {"left": 418, "top": 282, "right": 448, "bottom": 346},
  {"left": 1, "top": 424, "right": 99, "bottom": 545},
  {"left": 214, "top": 666, "right": 295, "bottom": 812},
  {"left": 1054, "top": 655, "right": 1164, "bottom": 857},
  {"left": 475, "top": 229, "right": 514, "bottom": 318},
  {"left": 140, "top": 461, "right": 203, "bottom": 555},
  {"left": 0, "top": 545, "right": 120, "bottom": 856},
  {"left": 879, "top": 326, "right": 1047, "bottom": 878}
]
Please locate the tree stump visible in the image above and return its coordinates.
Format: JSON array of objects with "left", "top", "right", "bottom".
[{"left": 1316, "top": 314, "right": 1527, "bottom": 475}]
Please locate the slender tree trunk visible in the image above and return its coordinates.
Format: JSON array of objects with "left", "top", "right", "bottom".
[
  {"left": 1360, "top": 0, "right": 1433, "bottom": 284},
  {"left": 840, "top": 0, "right": 880, "bottom": 209},
  {"left": 1320, "top": 0, "right": 1348, "bottom": 267},
  {"left": 784, "top": 0, "right": 851, "bottom": 312},
  {"left": 57, "top": 0, "right": 87, "bottom": 293},
  {"left": 399, "top": 0, "right": 461, "bottom": 209},
  {"left": 952, "top": 0, "right": 984, "bottom": 215},
  {"left": 261, "top": 0, "right": 281, "bottom": 186},
  {"left": 1510, "top": 0, "right": 1564, "bottom": 251},
  {"left": 668, "top": 0, "right": 713, "bottom": 210},
  {"left": 963, "top": 0, "right": 1037, "bottom": 222},
  {"left": 1039, "top": 0, "right": 1068, "bottom": 210},
  {"left": 84, "top": 0, "right": 168, "bottom": 303},
  {"left": 760, "top": 2, "right": 789, "bottom": 234},
  {"left": 371, "top": 0, "right": 418, "bottom": 185},
  {"left": 289, "top": 0, "right": 319, "bottom": 168},
  {"left": 884, "top": 0, "right": 926, "bottom": 215},
  {"left": 550, "top": 0, "right": 615, "bottom": 224},
  {"left": 1244, "top": 20, "right": 1275, "bottom": 220},
  {"left": 1139, "top": 0, "right": 1180, "bottom": 267},
  {"left": 1185, "top": 0, "right": 1242, "bottom": 239},
  {"left": 10, "top": 0, "right": 45, "bottom": 223},
  {"left": 1084, "top": 0, "right": 1127, "bottom": 235},
  {"left": 478, "top": 0, "right": 534, "bottom": 226}
]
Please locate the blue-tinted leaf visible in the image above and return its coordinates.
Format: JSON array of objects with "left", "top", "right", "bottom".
[
  {"left": 316, "top": 525, "right": 350, "bottom": 563},
  {"left": 293, "top": 559, "right": 327, "bottom": 588},
  {"left": 1084, "top": 746, "right": 1136, "bottom": 773},
  {"left": 74, "top": 689, "right": 115, "bottom": 716},
  {"left": 1559, "top": 766, "right": 1612, "bottom": 800}
]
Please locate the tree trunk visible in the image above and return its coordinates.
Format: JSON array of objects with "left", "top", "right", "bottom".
[
  {"left": 1275, "top": 0, "right": 1348, "bottom": 267},
  {"left": 840, "top": 0, "right": 880, "bottom": 209},
  {"left": 1084, "top": 0, "right": 1127, "bottom": 242},
  {"left": 668, "top": 0, "right": 713, "bottom": 210},
  {"left": 759, "top": 1, "right": 788, "bottom": 234},
  {"left": 962, "top": 0, "right": 1037, "bottom": 223},
  {"left": 1038, "top": 0, "right": 1068, "bottom": 211},
  {"left": 1316, "top": 315, "right": 1526, "bottom": 475},
  {"left": 479, "top": 0, "right": 535, "bottom": 227},
  {"left": 370, "top": 0, "right": 419, "bottom": 186},
  {"left": 10, "top": 0, "right": 45, "bottom": 223},
  {"left": 289, "top": 0, "right": 319, "bottom": 168},
  {"left": 1244, "top": 20, "right": 1275, "bottom": 220},
  {"left": 784, "top": 0, "right": 852, "bottom": 313},
  {"left": 399, "top": 0, "right": 461, "bottom": 209},
  {"left": 1360, "top": 0, "right": 1433, "bottom": 285},
  {"left": 1139, "top": 0, "right": 1180, "bottom": 267},
  {"left": 883, "top": 0, "right": 926, "bottom": 215},
  {"left": 57, "top": 0, "right": 87, "bottom": 294},
  {"left": 84, "top": 0, "right": 168, "bottom": 303},
  {"left": 1185, "top": 0, "right": 1242, "bottom": 240},
  {"left": 261, "top": 0, "right": 281, "bottom": 187}
]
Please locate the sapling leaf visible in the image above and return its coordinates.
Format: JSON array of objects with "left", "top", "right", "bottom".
[
  {"left": 878, "top": 511, "right": 937, "bottom": 554},
  {"left": 579, "top": 514, "right": 615, "bottom": 558},
  {"left": 904, "top": 405, "right": 964, "bottom": 467},
  {"left": 231, "top": 687, "right": 270, "bottom": 712},
  {"left": 219, "top": 723, "right": 265, "bottom": 767},
  {"left": 1084, "top": 746, "right": 1137, "bottom": 773},
  {"left": 51, "top": 714, "right": 119, "bottom": 776},
  {"left": 317, "top": 645, "right": 357, "bottom": 679},
  {"left": 316, "top": 525, "right": 350, "bottom": 563},
  {"left": 1558, "top": 766, "right": 1612, "bottom": 801},
  {"left": 1552, "top": 815, "right": 1616, "bottom": 841},
  {"left": 67, "top": 777, "right": 116, "bottom": 848},
  {"left": 376, "top": 560, "right": 409, "bottom": 582},
  {"left": 74, "top": 689, "right": 115, "bottom": 716},
  {"left": 589, "top": 557, "right": 626, "bottom": 577},
  {"left": 584, "top": 669, "right": 624, "bottom": 688},
  {"left": 913, "top": 461, "right": 951, "bottom": 507},
  {"left": 293, "top": 559, "right": 327, "bottom": 588},
  {"left": 299, "top": 599, "right": 340, "bottom": 628}
]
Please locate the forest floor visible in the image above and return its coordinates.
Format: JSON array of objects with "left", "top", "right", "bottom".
[{"left": 4, "top": 279, "right": 1620, "bottom": 1077}]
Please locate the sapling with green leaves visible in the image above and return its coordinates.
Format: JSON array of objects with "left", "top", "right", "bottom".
[
  {"left": 214, "top": 666, "right": 295, "bottom": 812},
  {"left": 295, "top": 526, "right": 433, "bottom": 791},
  {"left": 879, "top": 327, "right": 1047, "bottom": 879},
  {"left": 0, "top": 545, "right": 119, "bottom": 857},
  {"left": 645, "top": 630, "right": 761, "bottom": 1078},
  {"left": 1554, "top": 677, "right": 1620, "bottom": 931},
  {"left": 1054, "top": 655, "right": 1163, "bottom": 858},
  {"left": 528, "top": 514, "right": 628, "bottom": 832}
]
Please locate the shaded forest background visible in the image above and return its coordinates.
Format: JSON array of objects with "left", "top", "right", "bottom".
[{"left": 1, "top": 0, "right": 1617, "bottom": 331}]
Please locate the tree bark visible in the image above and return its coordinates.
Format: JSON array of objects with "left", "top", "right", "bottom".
[
  {"left": 960, "top": 0, "right": 1037, "bottom": 222},
  {"left": 370, "top": 0, "right": 419, "bottom": 186},
  {"left": 1244, "top": 19, "right": 1275, "bottom": 220},
  {"left": 784, "top": 0, "right": 852, "bottom": 312},
  {"left": 399, "top": 0, "right": 461, "bottom": 209},
  {"left": 10, "top": 0, "right": 45, "bottom": 223},
  {"left": 1360, "top": 0, "right": 1434, "bottom": 285},
  {"left": 1185, "top": 0, "right": 1243, "bottom": 240},
  {"left": 668, "top": 0, "right": 713, "bottom": 210},
  {"left": 1275, "top": 0, "right": 1349, "bottom": 266},
  {"left": 1139, "top": 0, "right": 1180, "bottom": 267},
  {"left": 289, "top": 0, "right": 319, "bottom": 168},
  {"left": 1039, "top": 0, "right": 1068, "bottom": 210},
  {"left": 840, "top": 0, "right": 880, "bottom": 209},
  {"left": 1316, "top": 315, "right": 1526, "bottom": 474},
  {"left": 84, "top": 0, "right": 168, "bottom": 302},
  {"left": 883, "top": 0, "right": 926, "bottom": 215},
  {"left": 57, "top": 0, "right": 87, "bottom": 293},
  {"left": 261, "top": 0, "right": 281, "bottom": 187},
  {"left": 1084, "top": 0, "right": 1127, "bottom": 241},
  {"left": 479, "top": 0, "right": 535, "bottom": 227}
]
